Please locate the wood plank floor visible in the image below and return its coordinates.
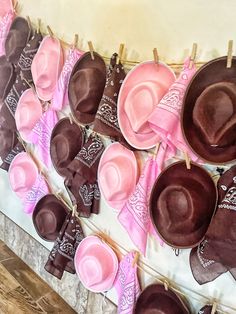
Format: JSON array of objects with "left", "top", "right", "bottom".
[{"left": 0, "top": 241, "right": 76, "bottom": 314}]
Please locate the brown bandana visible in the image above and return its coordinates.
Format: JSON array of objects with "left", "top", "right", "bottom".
[
  {"left": 65, "top": 133, "right": 104, "bottom": 217},
  {"left": 93, "top": 53, "right": 128, "bottom": 144},
  {"left": 45, "top": 213, "right": 84, "bottom": 280},
  {"left": 198, "top": 305, "right": 218, "bottom": 314},
  {"left": 190, "top": 165, "right": 236, "bottom": 284},
  {"left": 16, "top": 31, "right": 43, "bottom": 83},
  {"left": 0, "top": 140, "right": 24, "bottom": 171}
]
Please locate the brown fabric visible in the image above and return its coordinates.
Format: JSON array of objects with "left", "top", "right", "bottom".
[
  {"left": 198, "top": 305, "right": 218, "bottom": 314},
  {"left": 0, "top": 55, "right": 15, "bottom": 101},
  {"left": 16, "top": 31, "right": 43, "bottom": 83},
  {"left": 150, "top": 161, "right": 217, "bottom": 248},
  {"left": 65, "top": 133, "right": 104, "bottom": 217},
  {"left": 133, "top": 284, "right": 190, "bottom": 314},
  {"left": 33, "top": 194, "right": 68, "bottom": 242},
  {"left": 68, "top": 51, "right": 106, "bottom": 124},
  {"left": 189, "top": 165, "right": 236, "bottom": 284},
  {"left": 5, "top": 16, "right": 31, "bottom": 65},
  {"left": 182, "top": 56, "right": 236, "bottom": 163},
  {"left": 93, "top": 53, "right": 127, "bottom": 142},
  {"left": 201, "top": 165, "right": 236, "bottom": 268},
  {"left": 50, "top": 118, "right": 85, "bottom": 177},
  {"left": 45, "top": 213, "right": 84, "bottom": 280},
  {"left": 0, "top": 141, "right": 24, "bottom": 171}
]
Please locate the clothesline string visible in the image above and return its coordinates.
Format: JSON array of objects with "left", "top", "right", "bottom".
[{"left": 16, "top": 134, "right": 234, "bottom": 314}]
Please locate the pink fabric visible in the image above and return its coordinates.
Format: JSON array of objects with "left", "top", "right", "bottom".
[
  {"left": 31, "top": 109, "right": 58, "bottom": 167},
  {"left": 118, "top": 145, "right": 166, "bottom": 255},
  {"left": 51, "top": 48, "right": 83, "bottom": 111},
  {"left": 148, "top": 58, "right": 197, "bottom": 160},
  {"left": 0, "top": 0, "right": 13, "bottom": 19},
  {"left": 23, "top": 175, "right": 49, "bottom": 214},
  {"left": 0, "top": 11, "right": 14, "bottom": 56},
  {"left": 114, "top": 251, "right": 140, "bottom": 314}
]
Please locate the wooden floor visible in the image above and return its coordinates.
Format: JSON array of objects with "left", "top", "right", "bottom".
[{"left": 0, "top": 241, "right": 76, "bottom": 314}]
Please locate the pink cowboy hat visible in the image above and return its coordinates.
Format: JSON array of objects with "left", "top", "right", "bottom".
[
  {"left": 9, "top": 152, "right": 38, "bottom": 198},
  {"left": 0, "top": 0, "right": 14, "bottom": 18},
  {"left": 98, "top": 142, "right": 138, "bottom": 210},
  {"left": 74, "top": 235, "right": 118, "bottom": 292},
  {"left": 15, "top": 88, "right": 43, "bottom": 142},
  {"left": 118, "top": 61, "right": 175, "bottom": 149},
  {"left": 31, "top": 35, "right": 63, "bottom": 101}
]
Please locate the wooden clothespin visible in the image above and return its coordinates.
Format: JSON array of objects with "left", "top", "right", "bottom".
[
  {"left": 211, "top": 301, "right": 217, "bottom": 314},
  {"left": 88, "top": 41, "right": 95, "bottom": 60},
  {"left": 116, "top": 43, "right": 125, "bottom": 65},
  {"left": 47, "top": 25, "right": 54, "bottom": 38},
  {"left": 72, "top": 204, "right": 77, "bottom": 216},
  {"left": 13, "top": 1, "right": 18, "bottom": 13},
  {"left": 163, "top": 280, "right": 169, "bottom": 291},
  {"left": 153, "top": 142, "right": 160, "bottom": 159},
  {"left": 153, "top": 48, "right": 159, "bottom": 65},
  {"left": 184, "top": 151, "right": 191, "bottom": 169},
  {"left": 37, "top": 18, "right": 41, "bottom": 34},
  {"left": 227, "top": 40, "right": 233, "bottom": 68},
  {"left": 73, "top": 34, "right": 79, "bottom": 49},
  {"left": 132, "top": 251, "right": 139, "bottom": 267},
  {"left": 68, "top": 113, "right": 73, "bottom": 125},
  {"left": 189, "top": 43, "right": 197, "bottom": 69}
]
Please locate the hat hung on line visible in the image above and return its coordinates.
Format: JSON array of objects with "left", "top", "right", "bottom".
[
  {"left": 74, "top": 235, "right": 118, "bottom": 293},
  {"left": 98, "top": 142, "right": 138, "bottom": 211},
  {"left": 117, "top": 60, "right": 176, "bottom": 149},
  {"left": 182, "top": 56, "right": 236, "bottom": 164},
  {"left": 33, "top": 194, "right": 69, "bottom": 241},
  {"left": 31, "top": 35, "right": 63, "bottom": 101},
  {"left": 8, "top": 151, "right": 38, "bottom": 198},
  {"left": 5, "top": 16, "right": 31, "bottom": 64},
  {"left": 149, "top": 161, "right": 217, "bottom": 248},
  {"left": 0, "top": 0, "right": 14, "bottom": 18},
  {"left": 50, "top": 117, "right": 85, "bottom": 177},
  {"left": 68, "top": 51, "right": 106, "bottom": 125},
  {"left": 0, "top": 55, "right": 15, "bottom": 101},
  {"left": 133, "top": 283, "right": 190, "bottom": 314}
]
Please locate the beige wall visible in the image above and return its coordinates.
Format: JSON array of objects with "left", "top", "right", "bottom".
[{"left": 20, "top": 0, "right": 236, "bottom": 64}]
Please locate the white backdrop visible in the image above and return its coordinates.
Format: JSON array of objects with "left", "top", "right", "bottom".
[{"left": 1, "top": 0, "right": 236, "bottom": 312}]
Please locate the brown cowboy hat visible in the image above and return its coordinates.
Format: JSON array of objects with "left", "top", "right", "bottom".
[
  {"left": 68, "top": 51, "right": 106, "bottom": 125},
  {"left": 0, "top": 55, "right": 15, "bottom": 101},
  {"left": 50, "top": 117, "right": 85, "bottom": 177},
  {"left": 182, "top": 56, "right": 236, "bottom": 164},
  {"left": 5, "top": 16, "right": 31, "bottom": 64},
  {"left": 33, "top": 194, "right": 68, "bottom": 241},
  {"left": 133, "top": 284, "right": 190, "bottom": 314},
  {"left": 149, "top": 161, "right": 217, "bottom": 248}
]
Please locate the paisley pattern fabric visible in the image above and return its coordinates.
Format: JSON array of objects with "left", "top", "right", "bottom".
[
  {"left": 0, "top": 11, "right": 14, "bottom": 56},
  {"left": 118, "top": 145, "right": 166, "bottom": 255},
  {"left": 114, "top": 251, "right": 140, "bottom": 314},
  {"left": 51, "top": 48, "right": 83, "bottom": 110},
  {"left": 148, "top": 58, "right": 197, "bottom": 160},
  {"left": 23, "top": 175, "right": 49, "bottom": 214},
  {"left": 31, "top": 109, "right": 58, "bottom": 167}
]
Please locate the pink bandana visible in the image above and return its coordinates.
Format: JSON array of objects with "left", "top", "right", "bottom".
[
  {"left": 148, "top": 58, "right": 197, "bottom": 160},
  {"left": 0, "top": 11, "right": 14, "bottom": 56},
  {"left": 118, "top": 145, "right": 166, "bottom": 255},
  {"left": 114, "top": 251, "right": 140, "bottom": 314},
  {"left": 51, "top": 48, "right": 83, "bottom": 110},
  {"left": 31, "top": 109, "right": 58, "bottom": 167},
  {"left": 23, "top": 175, "right": 49, "bottom": 214}
]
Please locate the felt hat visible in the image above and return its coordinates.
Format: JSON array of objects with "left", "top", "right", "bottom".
[
  {"left": 15, "top": 88, "right": 43, "bottom": 142},
  {"left": 182, "top": 56, "right": 236, "bottom": 163},
  {"left": 98, "top": 142, "right": 138, "bottom": 210},
  {"left": 31, "top": 35, "right": 63, "bottom": 101},
  {"left": 33, "top": 194, "right": 68, "bottom": 241},
  {"left": 117, "top": 61, "right": 175, "bottom": 149},
  {"left": 5, "top": 16, "right": 31, "bottom": 64},
  {"left": 0, "top": 55, "right": 15, "bottom": 101},
  {"left": 133, "top": 284, "right": 190, "bottom": 314},
  {"left": 149, "top": 161, "right": 217, "bottom": 248},
  {"left": 50, "top": 117, "right": 85, "bottom": 177},
  {"left": 74, "top": 235, "right": 118, "bottom": 292},
  {"left": 0, "top": 0, "right": 14, "bottom": 18},
  {"left": 68, "top": 51, "right": 106, "bottom": 124},
  {"left": 8, "top": 152, "right": 38, "bottom": 198}
]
